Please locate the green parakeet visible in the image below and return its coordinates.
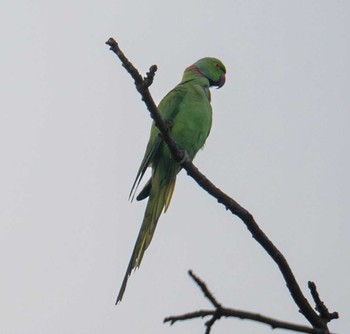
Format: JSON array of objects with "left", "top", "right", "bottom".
[{"left": 117, "top": 57, "right": 226, "bottom": 303}]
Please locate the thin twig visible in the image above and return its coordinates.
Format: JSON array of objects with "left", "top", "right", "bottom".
[
  {"left": 188, "top": 270, "right": 222, "bottom": 309},
  {"left": 204, "top": 312, "right": 220, "bottom": 334},
  {"left": 308, "top": 282, "right": 339, "bottom": 321}
]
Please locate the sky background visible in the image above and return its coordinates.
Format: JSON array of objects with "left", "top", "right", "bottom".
[{"left": 1, "top": 1, "right": 349, "bottom": 333}]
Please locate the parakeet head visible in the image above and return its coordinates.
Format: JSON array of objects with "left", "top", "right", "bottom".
[{"left": 190, "top": 57, "right": 226, "bottom": 88}]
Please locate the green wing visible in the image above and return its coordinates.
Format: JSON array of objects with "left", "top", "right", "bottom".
[{"left": 129, "top": 84, "right": 187, "bottom": 201}]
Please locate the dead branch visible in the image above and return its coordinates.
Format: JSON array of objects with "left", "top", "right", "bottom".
[{"left": 164, "top": 271, "right": 333, "bottom": 334}]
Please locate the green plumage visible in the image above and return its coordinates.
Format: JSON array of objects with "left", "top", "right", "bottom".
[{"left": 117, "top": 57, "right": 226, "bottom": 303}]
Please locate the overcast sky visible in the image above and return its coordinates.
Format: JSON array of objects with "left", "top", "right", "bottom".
[{"left": 1, "top": 1, "right": 349, "bottom": 333}]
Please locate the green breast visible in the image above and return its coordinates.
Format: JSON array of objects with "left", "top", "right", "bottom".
[{"left": 170, "top": 83, "right": 212, "bottom": 160}]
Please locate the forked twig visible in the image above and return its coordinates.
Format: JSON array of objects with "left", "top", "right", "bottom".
[{"left": 164, "top": 271, "right": 333, "bottom": 334}]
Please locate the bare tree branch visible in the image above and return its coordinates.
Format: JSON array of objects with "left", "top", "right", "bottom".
[
  {"left": 308, "top": 282, "right": 339, "bottom": 322},
  {"left": 164, "top": 271, "right": 333, "bottom": 334},
  {"left": 106, "top": 37, "right": 338, "bottom": 333}
]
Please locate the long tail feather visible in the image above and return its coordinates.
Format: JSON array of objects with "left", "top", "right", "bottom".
[{"left": 116, "top": 173, "right": 176, "bottom": 304}]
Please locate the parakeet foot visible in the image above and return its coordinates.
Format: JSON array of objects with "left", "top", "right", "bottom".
[
  {"left": 178, "top": 150, "right": 190, "bottom": 164},
  {"left": 165, "top": 118, "right": 174, "bottom": 130}
]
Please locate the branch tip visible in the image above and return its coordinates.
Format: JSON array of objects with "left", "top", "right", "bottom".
[
  {"left": 188, "top": 270, "right": 222, "bottom": 309},
  {"left": 308, "top": 281, "right": 339, "bottom": 322},
  {"left": 144, "top": 64, "right": 158, "bottom": 87}
]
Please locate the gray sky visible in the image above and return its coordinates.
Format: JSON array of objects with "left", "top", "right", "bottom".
[{"left": 1, "top": 1, "right": 349, "bottom": 333}]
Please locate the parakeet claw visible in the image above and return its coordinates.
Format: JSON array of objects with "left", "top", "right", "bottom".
[
  {"left": 165, "top": 118, "right": 174, "bottom": 130},
  {"left": 179, "top": 150, "right": 190, "bottom": 164}
]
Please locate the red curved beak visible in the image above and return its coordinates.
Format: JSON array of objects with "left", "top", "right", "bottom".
[{"left": 216, "top": 73, "right": 226, "bottom": 88}]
